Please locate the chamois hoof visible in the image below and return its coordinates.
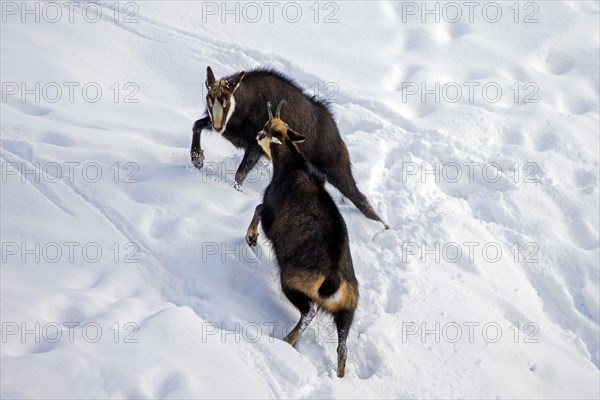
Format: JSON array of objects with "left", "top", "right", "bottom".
[
  {"left": 246, "top": 231, "right": 258, "bottom": 247},
  {"left": 233, "top": 182, "right": 243, "bottom": 192},
  {"left": 190, "top": 149, "right": 204, "bottom": 169}
]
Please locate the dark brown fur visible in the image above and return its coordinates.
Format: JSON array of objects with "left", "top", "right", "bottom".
[
  {"left": 191, "top": 67, "right": 388, "bottom": 228},
  {"left": 247, "top": 107, "right": 358, "bottom": 377}
]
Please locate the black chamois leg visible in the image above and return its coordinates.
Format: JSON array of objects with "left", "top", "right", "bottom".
[
  {"left": 191, "top": 116, "right": 211, "bottom": 169},
  {"left": 328, "top": 170, "right": 389, "bottom": 229},
  {"left": 245, "top": 204, "right": 263, "bottom": 246},
  {"left": 282, "top": 289, "right": 316, "bottom": 346},
  {"left": 234, "top": 146, "right": 262, "bottom": 189},
  {"left": 333, "top": 309, "right": 355, "bottom": 378}
]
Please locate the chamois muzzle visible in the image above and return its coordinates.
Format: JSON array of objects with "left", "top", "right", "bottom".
[{"left": 211, "top": 99, "right": 225, "bottom": 132}]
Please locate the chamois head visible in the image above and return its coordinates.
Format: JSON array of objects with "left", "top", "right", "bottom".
[
  {"left": 256, "top": 100, "right": 306, "bottom": 159},
  {"left": 205, "top": 66, "right": 245, "bottom": 133}
]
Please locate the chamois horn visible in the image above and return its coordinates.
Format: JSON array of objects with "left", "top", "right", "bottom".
[{"left": 276, "top": 100, "right": 286, "bottom": 119}]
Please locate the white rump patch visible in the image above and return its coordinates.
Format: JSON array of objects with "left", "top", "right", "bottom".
[{"left": 322, "top": 287, "right": 343, "bottom": 307}]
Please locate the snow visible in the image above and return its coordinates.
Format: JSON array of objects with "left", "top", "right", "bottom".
[{"left": 1, "top": 1, "right": 599, "bottom": 398}]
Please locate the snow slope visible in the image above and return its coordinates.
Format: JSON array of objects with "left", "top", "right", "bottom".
[{"left": 1, "top": 1, "right": 599, "bottom": 398}]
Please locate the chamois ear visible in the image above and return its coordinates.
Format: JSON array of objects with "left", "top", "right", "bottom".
[
  {"left": 287, "top": 129, "right": 306, "bottom": 143},
  {"left": 206, "top": 66, "right": 216, "bottom": 88},
  {"left": 229, "top": 71, "right": 246, "bottom": 92}
]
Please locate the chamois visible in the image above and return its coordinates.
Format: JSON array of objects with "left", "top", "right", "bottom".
[
  {"left": 246, "top": 101, "right": 358, "bottom": 378},
  {"left": 191, "top": 66, "right": 388, "bottom": 228}
]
